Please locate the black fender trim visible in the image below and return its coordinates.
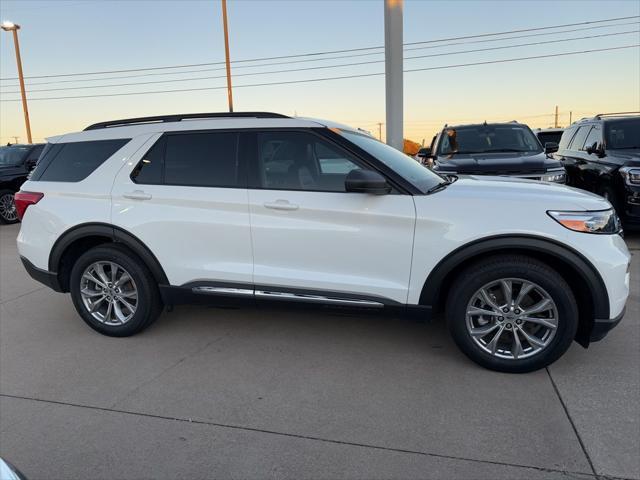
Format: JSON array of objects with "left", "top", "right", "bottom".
[
  {"left": 419, "top": 234, "right": 610, "bottom": 320},
  {"left": 48, "top": 222, "right": 169, "bottom": 287}
]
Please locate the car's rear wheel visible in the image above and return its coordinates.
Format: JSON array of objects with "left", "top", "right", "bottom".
[
  {"left": 0, "top": 190, "right": 19, "bottom": 224},
  {"left": 70, "top": 244, "right": 163, "bottom": 336},
  {"left": 446, "top": 255, "right": 578, "bottom": 373}
]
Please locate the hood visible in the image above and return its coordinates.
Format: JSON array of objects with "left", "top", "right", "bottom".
[
  {"left": 608, "top": 149, "right": 640, "bottom": 165},
  {"left": 0, "top": 164, "right": 25, "bottom": 177},
  {"left": 440, "top": 175, "right": 610, "bottom": 211},
  {"left": 434, "top": 151, "right": 561, "bottom": 174}
]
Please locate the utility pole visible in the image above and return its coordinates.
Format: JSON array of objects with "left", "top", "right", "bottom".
[
  {"left": 384, "top": 0, "right": 403, "bottom": 151},
  {"left": 221, "top": 0, "right": 233, "bottom": 112},
  {"left": 554, "top": 105, "right": 559, "bottom": 128},
  {"left": 11, "top": 136, "right": 19, "bottom": 144},
  {"left": 377, "top": 122, "right": 383, "bottom": 141},
  {"left": 1, "top": 22, "right": 32, "bottom": 144},
  {"left": 569, "top": 111, "right": 573, "bottom": 124}
]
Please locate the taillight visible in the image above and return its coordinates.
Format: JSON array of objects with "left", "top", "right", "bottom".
[{"left": 14, "top": 191, "right": 44, "bottom": 220}]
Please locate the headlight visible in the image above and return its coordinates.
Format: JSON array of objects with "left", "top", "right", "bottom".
[
  {"left": 542, "top": 170, "right": 567, "bottom": 183},
  {"left": 620, "top": 167, "right": 640, "bottom": 185},
  {"left": 547, "top": 209, "right": 621, "bottom": 234}
]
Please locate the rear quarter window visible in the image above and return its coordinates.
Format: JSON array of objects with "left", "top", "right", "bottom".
[{"left": 31, "top": 139, "right": 129, "bottom": 182}]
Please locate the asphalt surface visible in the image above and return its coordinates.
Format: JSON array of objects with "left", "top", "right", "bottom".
[{"left": 0, "top": 222, "right": 638, "bottom": 480}]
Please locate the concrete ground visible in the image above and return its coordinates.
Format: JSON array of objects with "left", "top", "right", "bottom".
[{"left": 0, "top": 222, "right": 638, "bottom": 480}]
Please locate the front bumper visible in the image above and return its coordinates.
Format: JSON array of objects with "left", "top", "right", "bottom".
[
  {"left": 590, "top": 306, "right": 626, "bottom": 342},
  {"left": 20, "top": 256, "right": 63, "bottom": 292}
]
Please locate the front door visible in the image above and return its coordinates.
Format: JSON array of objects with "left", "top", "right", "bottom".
[{"left": 246, "top": 130, "right": 416, "bottom": 304}]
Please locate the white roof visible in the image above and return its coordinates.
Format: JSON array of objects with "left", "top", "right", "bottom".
[{"left": 47, "top": 116, "right": 359, "bottom": 144}]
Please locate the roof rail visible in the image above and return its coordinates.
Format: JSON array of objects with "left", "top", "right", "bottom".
[
  {"left": 84, "top": 112, "right": 290, "bottom": 131},
  {"left": 594, "top": 111, "right": 640, "bottom": 119}
]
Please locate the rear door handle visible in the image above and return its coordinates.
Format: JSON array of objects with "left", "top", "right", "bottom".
[
  {"left": 123, "top": 190, "right": 152, "bottom": 200},
  {"left": 263, "top": 200, "right": 299, "bottom": 211}
]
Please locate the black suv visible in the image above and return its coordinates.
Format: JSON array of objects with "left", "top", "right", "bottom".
[
  {"left": 0, "top": 143, "right": 45, "bottom": 224},
  {"left": 554, "top": 113, "right": 640, "bottom": 229},
  {"left": 426, "top": 122, "right": 566, "bottom": 183}
]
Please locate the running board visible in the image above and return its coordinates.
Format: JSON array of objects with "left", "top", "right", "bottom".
[{"left": 191, "top": 286, "right": 384, "bottom": 308}]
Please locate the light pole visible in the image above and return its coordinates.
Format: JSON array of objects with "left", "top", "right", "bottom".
[
  {"left": 384, "top": 0, "right": 403, "bottom": 151},
  {"left": 1, "top": 21, "right": 32, "bottom": 144},
  {"left": 220, "top": 0, "right": 234, "bottom": 112}
]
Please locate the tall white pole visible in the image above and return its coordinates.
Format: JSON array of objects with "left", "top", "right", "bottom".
[{"left": 384, "top": 0, "right": 403, "bottom": 151}]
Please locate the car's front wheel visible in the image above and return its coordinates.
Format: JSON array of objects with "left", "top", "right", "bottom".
[
  {"left": 70, "top": 244, "right": 163, "bottom": 336},
  {"left": 0, "top": 189, "right": 19, "bottom": 224},
  {"left": 446, "top": 255, "right": 578, "bottom": 373}
]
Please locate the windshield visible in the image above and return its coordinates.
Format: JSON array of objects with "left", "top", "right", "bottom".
[
  {"left": 0, "top": 146, "right": 30, "bottom": 166},
  {"left": 606, "top": 119, "right": 640, "bottom": 149},
  {"left": 437, "top": 124, "right": 542, "bottom": 155},
  {"left": 339, "top": 130, "right": 443, "bottom": 193}
]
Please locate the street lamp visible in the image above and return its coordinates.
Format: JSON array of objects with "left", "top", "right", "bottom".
[{"left": 1, "top": 21, "right": 33, "bottom": 144}]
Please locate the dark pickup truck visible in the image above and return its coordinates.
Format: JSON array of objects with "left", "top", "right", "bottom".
[
  {"left": 425, "top": 122, "right": 566, "bottom": 183},
  {"left": 0, "top": 143, "right": 45, "bottom": 224}
]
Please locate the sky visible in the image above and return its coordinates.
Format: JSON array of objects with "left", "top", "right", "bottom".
[{"left": 0, "top": 0, "right": 639, "bottom": 144}]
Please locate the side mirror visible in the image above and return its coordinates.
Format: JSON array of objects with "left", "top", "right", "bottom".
[
  {"left": 544, "top": 142, "right": 559, "bottom": 154},
  {"left": 585, "top": 142, "right": 604, "bottom": 156},
  {"left": 345, "top": 169, "right": 391, "bottom": 195}
]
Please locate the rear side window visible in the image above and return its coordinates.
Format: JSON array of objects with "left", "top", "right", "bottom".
[
  {"left": 582, "top": 125, "right": 602, "bottom": 151},
  {"left": 32, "top": 139, "right": 129, "bottom": 182},
  {"left": 164, "top": 132, "right": 239, "bottom": 187}
]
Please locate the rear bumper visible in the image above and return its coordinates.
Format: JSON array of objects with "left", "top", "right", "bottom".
[
  {"left": 590, "top": 306, "right": 626, "bottom": 342},
  {"left": 20, "top": 256, "right": 63, "bottom": 292}
]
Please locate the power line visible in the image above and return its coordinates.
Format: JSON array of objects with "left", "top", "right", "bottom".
[
  {"left": 2, "top": 44, "right": 636, "bottom": 103},
  {"left": 1, "top": 15, "right": 637, "bottom": 81},
  {"left": 3, "top": 20, "right": 638, "bottom": 88},
  {"left": 3, "top": 29, "right": 636, "bottom": 95}
]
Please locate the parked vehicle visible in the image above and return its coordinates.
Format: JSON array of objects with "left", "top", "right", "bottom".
[
  {"left": 0, "top": 457, "right": 27, "bottom": 480},
  {"left": 554, "top": 113, "right": 640, "bottom": 230},
  {"left": 0, "top": 143, "right": 45, "bottom": 224},
  {"left": 533, "top": 128, "right": 564, "bottom": 148},
  {"left": 426, "top": 122, "right": 566, "bottom": 183},
  {"left": 16, "top": 112, "right": 629, "bottom": 373}
]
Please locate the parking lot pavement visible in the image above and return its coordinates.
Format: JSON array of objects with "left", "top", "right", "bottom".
[{"left": 0, "top": 222, "right": 638, "bottom": 480}]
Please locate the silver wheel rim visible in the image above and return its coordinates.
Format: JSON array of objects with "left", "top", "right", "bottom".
[
  {"left": 0, "top": 193, "right": 17, "bottom": 221},
  {"left": 80, "top": 261, "right": 138, "bottom": 325},
  {"left": 465, "top": 278, "right": 558, "bottom": 360}
]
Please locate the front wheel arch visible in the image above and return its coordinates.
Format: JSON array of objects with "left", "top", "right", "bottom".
[{"left": 419, "top": 235, "right": 609, "bottom": 347}]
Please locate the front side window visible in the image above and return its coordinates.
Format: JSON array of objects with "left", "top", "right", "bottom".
[
  {"left": 568, "top": 126, "right": 592, "bottom": 151},
  {"left": 558, "top": 127, "right": 577, "bottom": 150},
  {"left": 32, "top": 139, "right": 129, "bottom": 182},
  {"left": 606, "top": 119, "right": 640, "bottom": 150},
  {"left": 256, "top": 131, "right": 362, "bottom": 192},
  {"left": 339, "top": 130, "right": 442, "bottom": 193},
  {"left": 582, "top": 125, "right": 602, "bottom": 151},
  {"left": 436, "top": 125, "right": 542, "bottom": 155}
]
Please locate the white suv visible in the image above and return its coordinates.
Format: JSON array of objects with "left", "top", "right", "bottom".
[{"left": 16, "top": 112, "right": 630, "bottom": 373}]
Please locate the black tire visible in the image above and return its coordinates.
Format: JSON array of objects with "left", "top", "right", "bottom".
[
  {"left": 69, "top": 244, "right": 163, "bottom": 337},
  {"left": 0, "top": 189, "right": 19, "bottom": 225},
  {"left": 446, "top": 255, "right": 578, "bottom": 373}
]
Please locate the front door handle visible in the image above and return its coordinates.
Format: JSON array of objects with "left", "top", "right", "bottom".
[
  {"left": 123, "top": 190, "right": 152, "bottom": 200},
  {"left": 263, "top": 199, "right": 299, "bottom": 211}
]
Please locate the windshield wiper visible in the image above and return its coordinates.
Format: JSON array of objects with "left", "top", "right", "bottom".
[
  {"left": 425, "top": 179, "right": 452, "bottom": 194},
  {"left": 481, "top": 148, "right": 529, "bottom": 153}
]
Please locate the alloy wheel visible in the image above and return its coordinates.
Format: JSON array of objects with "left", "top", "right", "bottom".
[
  {"left": 80, "top": 261, "right": 138, "bottom": 325},
  {"left": 465, "top": 278, "right": 558, "bottom": 360},
  {"left": 0, "top": 193, "right": 17, "bottom": 222}
]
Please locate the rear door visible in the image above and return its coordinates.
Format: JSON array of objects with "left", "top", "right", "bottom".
[
  {"left": 561, "top": 125, "right": 592, "bottom": 189},
  {"left": 245, "top": 129, "right": 416, "bottom": 305},
  {"left": 111, "top": 130, "right": 253, "bottom": 288}
]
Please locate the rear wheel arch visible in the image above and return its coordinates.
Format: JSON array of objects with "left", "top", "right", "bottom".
[
  {"left": 419, "top": 235, "right": 610, "bottom": 347},
  {"left": 49, "top": 223, "right": 169, "bottom": 292}
]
